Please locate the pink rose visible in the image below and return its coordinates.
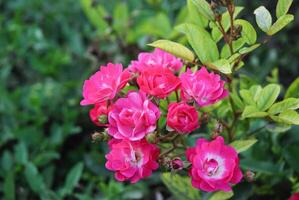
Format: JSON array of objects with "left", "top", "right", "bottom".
[
  {"left": 186, "top": 136, "right": 243, "bottom": 192},
  {"left": 105, "top": 139, "right": 160, "bottom": 183},
  {"left": 108, "top": 91, "right": 160, "bottom": 141},
  {"left": 128, "top": 48, "right": 183, "bottom": 74},
  {"left": 80, "top": 63, "right": 130, "bottom": 106},
  {"left": 180, "top": 67, "right": 229, "bottom": 107},
  {"left": 89, "top": 102, "right": 112, "bottom": 126},
  {"left": 166, "top": 102, "right": 199, "bottom": 134},
  {"left": 137, "top": 67, "right": 181, "bottom": 99},
  {"left": 289, "top": 193, "right": 299, "bottom": 200}
]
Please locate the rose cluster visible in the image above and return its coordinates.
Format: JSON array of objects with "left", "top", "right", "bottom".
[{"left": 81, "top": 48, "right": 242, "bottom": 192}]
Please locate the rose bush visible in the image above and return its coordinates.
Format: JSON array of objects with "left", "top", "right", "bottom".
[{"left": 80, "top": 0, "right": 299, "bottom": 198}]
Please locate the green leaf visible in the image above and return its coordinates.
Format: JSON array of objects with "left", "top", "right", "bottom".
[
  {"left": 239, "top": 44, "right": 261, "bottom": 54},
  {"left": 80, "top": 0, "right": 109, "bottom": 35},
  {"left": 221, "top": 38, "right": 246, "bottom": 58},
  {"left": 254, "top": 6, "right": 272, "bottom": 32},
  {"left": 176, "top": 23, "right": 219, "bottom": 63},
  {"left": 113, "top": 3, "right": 129, "bottom": 35},
  {"left": 148, "top": 40, "right": 195, "bottom": 62},
  {"left": 268, "top": 98, "right": 299, "bottom": 114},
  {"left": 1, "top": 151, "right": 13, "bottom": 172},
  {"left": 191, "top": 0, "right": 214, "bottom": 21},
  {"left": 14, "top": 142, "right": 28, "bottom": 165},
  {"left": 4, "top": 171, "right": 15, "bottom": 200},
  {"left": 230, "top": 91, "right": 245, "bottom": 110},
  {"left": 24, "top": 162, "right": 46, "bottom": 194},
  {"left": 62, "top": 162, "right": 84, "bottom": 196},
  {"left": 230, "top": 139, "right": 258, "bottom": 153},
  {"left": 161, "top": 173, "right": 201, "bottom": 200},
  {"left": 256, "top": 84, "right": 281, "bottom": 111},
  {"left": 276, "top": 0, "right": 293, "bottom": 18},
  {"left": 206, "top": 59, "right": 232, "bottom": 74},
  {"left": 240, "top": 90, "right": 255, "bottom": 105},
  {"left": 242, "top": 105, "right": 268, "bottom": 119},
  {"left": 209, "top": 191, "right": 234, "bottom": 200},
  {"left": 187, "top": 0, "right": 209, "bottom": 27},
  {"left": 235, "top": 20, "right": 257, "bottom": 45},
  {"left": 285, "top": 78, "right": 299, "bottom": 98},
  {"left": 267, "top": 14, "right": 294, "bottom": 35},
  {"left": 276, "top": 110, "right": 299, "bottom": 125}
]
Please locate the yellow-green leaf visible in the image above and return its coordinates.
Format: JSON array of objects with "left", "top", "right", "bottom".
[
  {"left": 209, "top": 191, "right": 234, "bottom": 200},
  {"left": 276, "top": 0, "right": 293, "bottom": 18},
  {"left": 230, "top": 139, "right": 258, "bottom": 153},
  {"left": 242, "top": 105, "right": 268, "bottom": 119},
  {"left": 191, "top": 0, "right": 214, "bottom": 21},
  {"left": 206, "top": 59, "right": 232, "bottom": 74},
  {"left": 256, "top": 84, "right": 281, "bottom": 111},
  {"left": 235, "top": 19, "right": 257, "bottom": 45},
  {"left": 148, "top": 40, "right": 195, "bottom": 62},
  {"left": 267, "top": 14, "right": 294, "bottom": 35},
  {"left": 285, "top": 78, "right": 299, "bottom": 98},
  {"left": 176, "top": 23, "right": 219, "bottom": 63},
  {"left": 268, "top": 98, "right": 299, "bottom": 114},
  {"left": 161, "top": 173, "right": 201, "bottom": 200}
]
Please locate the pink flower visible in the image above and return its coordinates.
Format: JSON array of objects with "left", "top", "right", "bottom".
[
  {"left": 89, "top": 102, "right": 112, "bottom": 126},
  {"left": 289, "top": 193, "right": 299, "bottom": 200},
  {"left": 108, "top": 91, "right": 160, "bottom": 141},
  {"left": 166, "top": 102, "right": 199, "bottom": 134},
  {"left": 180, "top": 67, "right": 229, "bottom": 107},
  {"left": 105, "top": 139, "right": 160, "bottom": 183},
  {"left": 137, "top": 67, "right": 181, "bottom": 99},
  {"left": 80, "top": 63, "right": 130, "bottom": 106},
  {"left": 128, "top": 48, "right": 183, "bottom": 74},
  {"left": 186, "top": 136, "right": 243, "bottom": 192}
]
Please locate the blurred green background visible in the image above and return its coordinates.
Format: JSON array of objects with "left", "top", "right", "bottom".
[{"left": 0, "top": 0, "right": 298, "bottom": 199}]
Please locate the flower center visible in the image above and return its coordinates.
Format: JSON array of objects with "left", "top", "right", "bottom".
[
  {"left": 203, "top": 158, "right": 219, "bottom": 176},
  {"left": 130, "top": 150, "right": 143, "bottom": 167}
]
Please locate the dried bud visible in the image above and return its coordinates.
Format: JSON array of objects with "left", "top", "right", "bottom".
[
  {"left": 91, "top": 129, "right": 110, "bottom": 143},
  {"left": 171, "top": 158, "right": 184, "bottom": 171},
  {"left": 231, "top": 25, "right": 243, "bottom": 41},
  {"left": 91, "top": 132, "right": 103, "bottom": 143},
  {"left": 146, "top": 133, "right": 157, "bottom": 144},
  {"left": 245, "top": 170, "right": 255, "bottom": 182}
]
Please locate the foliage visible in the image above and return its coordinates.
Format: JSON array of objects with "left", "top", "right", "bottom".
[{"left": 0, "top": 0, "right": 298, "bottom": 199}]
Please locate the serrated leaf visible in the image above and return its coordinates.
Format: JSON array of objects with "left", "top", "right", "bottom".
[
  {"left": 242, "top": 105, "right": 268, "bottom": 119},
  {"left": 256, "top": 84, "right": 281, "bottom": 111},
  {"left": 161, "top": 173, "right": 201, "bottom": 200},
  {"left": 62, "top": 162, "right": 84, "bottom": 196},
  {"left": 176, "top": 23, "right": 219, "bottom": 63},
  {"left": 254, "top": 6, "right": 272, "bottom": 32},
  {"left": 230, "top": 139, "right": 257, "bottom": 153},
  {"left": 267, "top": 14, "right": 294, "bottom": 35},
  {"left": 235, "top": 20, "right": 257, "bottom": 45},
  {"left": 191, "top": 0, "right": 214, "bottom": 21},
  {"left": 206, "top": 59, "right": 232, "bottom": 74},
  {"left": 285, "top": 78, "right": 299, "bottom": 98},
  {"left": 268, "top": 98, "right": 299, "bottom": 114},
  {"left": 209, "top": 191, "right": 234, "bottom": 200},
  {"left": 148, "top": 40, "right": 195, "bottom": 62},
  {"left": 276, "top": 0, "right": 293, "bottom": 18}
]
